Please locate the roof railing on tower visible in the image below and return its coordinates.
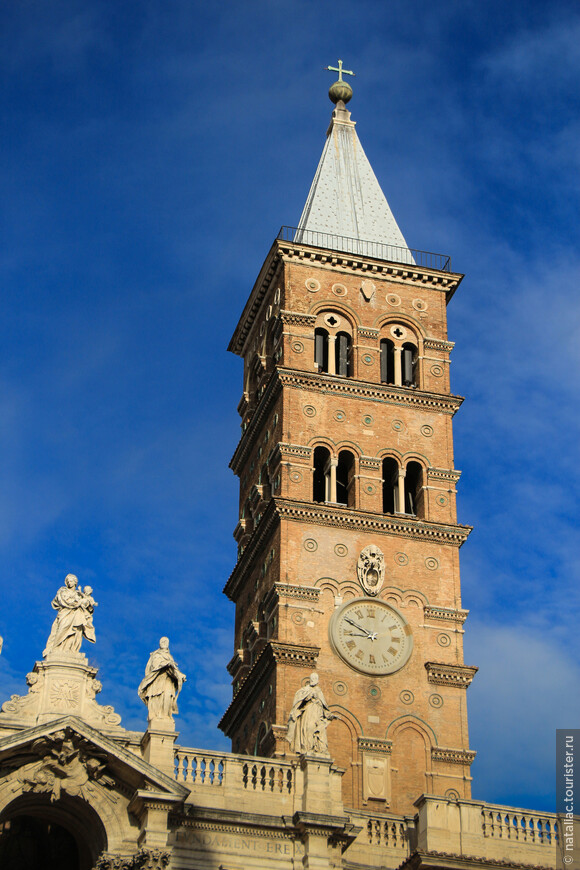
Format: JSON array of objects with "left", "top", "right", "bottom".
[{"left": 277, "top": 226, "right": 451, "bottom": 272}]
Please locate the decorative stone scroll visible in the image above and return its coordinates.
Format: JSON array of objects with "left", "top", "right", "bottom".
[{"left": 357, "top": 545, "right": 385, "bottom": 596}]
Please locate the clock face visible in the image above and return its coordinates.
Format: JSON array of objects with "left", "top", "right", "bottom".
[{"left": 329, "top": 597, "right": 413, "bottom": 676}]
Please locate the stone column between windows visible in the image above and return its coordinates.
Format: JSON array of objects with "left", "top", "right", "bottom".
[
  {"left": 397, "top": 467, "right": 406, "bottom": 513},
  {"left": 325, "top": 457, "right": 338, "bottom": 503},
  {"left": 394, "top": 346, "right": 402, "bottom": 387},
  {"left": 327, "top": 334, "right": 337, "bottom": 375}
]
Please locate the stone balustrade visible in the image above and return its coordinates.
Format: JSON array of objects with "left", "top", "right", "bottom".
[
  {"left": 345, "top": 811, "right": 412, "bottom": 867},
  {"left": 174, "top": 749, "right": 226, "bottom": 787},
  {"left": 174, "top": 746, "right": 295, "bottom": 794},
  {"left": 414, "top": 795, "right": 560, "bottom": 867},
  {"left": 482, "top": 803, "right": 558, "bottom": 845},
  {"left": 171, "top": 751, "right": 564, "bottom": 869}
]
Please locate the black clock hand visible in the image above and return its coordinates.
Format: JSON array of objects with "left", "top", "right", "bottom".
[
  {"left": 344, "top": 617, "right": 376, "bottom": 641},
  {"left": 344, "top": 617, "right": 365, "bottom": 631}
]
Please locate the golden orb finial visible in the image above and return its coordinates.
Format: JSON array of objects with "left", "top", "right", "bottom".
[{"left": 324, "top": 59, "right": 355, "bottom": 105}]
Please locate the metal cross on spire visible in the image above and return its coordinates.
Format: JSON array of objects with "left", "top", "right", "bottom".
[{"left": 324, "top": 59, "right": 355, "bottom": 81}]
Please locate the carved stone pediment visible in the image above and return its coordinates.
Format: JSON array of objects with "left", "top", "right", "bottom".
[{"left": 0, "top": 716, "right": 189, "bottom": 807}]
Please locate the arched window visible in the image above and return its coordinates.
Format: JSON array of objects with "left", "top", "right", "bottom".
[
  {"left": 314, "top": 313, "right": 353, "bottom": 377},
  {"left": 313, "top": 446, "right": 331, "bottom": 503},
  {"left": 315, "top": 328, "right": 329, "bottom": 373},
  {"left": 335, "top": 332, "right": 351, "bottom": 377},
  {"left": 380, "top": 339, "right": 395, "bottom": 385},
  {"left": 336, "top": 450, "right": 355, "bottom": 507},
  {"left": 402, "top": 343, "right": 418, "bottom": 388},
  {"left": 380, "top": 325, "right": 420, "bottom": 388},
  {"left": 382, "top": 457, "right": 399, "bottom": 513},
  {"left": 404, "top": 461, "right": 424, "bottom": 517}
]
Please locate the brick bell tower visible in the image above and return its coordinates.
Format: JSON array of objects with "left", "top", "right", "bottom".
[{"left": 219, "top": 70, "right": 477, "bottom": 816}]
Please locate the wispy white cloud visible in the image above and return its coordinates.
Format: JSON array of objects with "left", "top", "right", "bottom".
[{"left": 479, "top": 16, "right": 580, "bottom": 91}]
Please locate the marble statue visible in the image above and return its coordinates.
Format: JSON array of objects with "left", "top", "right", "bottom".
[
  {"left": 286, "top": 673, "right": 336, "bottom": 756},
  {"left": 43, "top": 574, "right": 97, "bottom": 658},
  {"left": 138, "top": 637, "right": 186, "bottom": 721}
]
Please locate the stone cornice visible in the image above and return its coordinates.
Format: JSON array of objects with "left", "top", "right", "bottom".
[
  {"left": 423, "top": 606, "right": 469, "bottom": 625},
  {"left": 219, "top": 645, "right": 276, "bottom": 736},
  {"left": 230, "top": 374, "right": 283, "bottom": 474},
  {"left": 274, "top": 583, "right": 321, "bottom": 602},
  {"left": 425, "top": 662, "right": 478, "bottom": 688},
  {"left": 275, "top": 499, "right": 472, "bottom": 545},
  {"left": 261, "top": 583, "right": 320, "bottom": 621},
  {"left": 224, "top": 500, "right": 279, "bottom": 601},
  {"left": 230, "top": 368, "right": 463, "bottom": 474},
  {"left": 423, "top": 339, "right": 455, "bottom": 352},
  {"left": 360, "top": 456, "right": 382, "bottom": 471},
  {"left": 279, "top": 310, "right": 317, "bottom": 327},
  {"left": 219, "top": 642, "right": 319, "bottom": 737},
  {"left": 229, "top": 244, "right": 283, "bottom": 357},
  {"left": 358, "top": 736, "right": 393, "bottom": 755},
  {"left": 398, "top": 850, "right": 554, "bottom": 870},
  {"left": 357, "top": 326, "right": 380, "bottom": 340},
  {"left": 276, "top": 368, "right": 464, "bottom": 415},
  {"left": 228, "top": 238, "right": 464, "bottom": 357},
  {"left": 276, "top": 442, "right": 313, "bottom": 461},
  {"left": 293, "top": 809, "right": 359, "bottom": 845},
  {"left": 171, "top": 805, "right": 293, "bottom": 837},
  {"left": 225, "top": 498, "right": 472, "bottom": 601},
  {"left": 431, "top": 747, "right": 477, "bottom": 765},
  {"left": 427, "top": 468, "right": 462, "bottom": 484},
  {"left": 270, "top": 642, "right": 320, "bottom": 666},
  {"left": 277, "top": 240, "right": 463, "bottom": 300}
]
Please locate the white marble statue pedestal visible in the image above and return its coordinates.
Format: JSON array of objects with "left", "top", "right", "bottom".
[{"left": 0, "top": 651, "right": 123, "bottom": 733}]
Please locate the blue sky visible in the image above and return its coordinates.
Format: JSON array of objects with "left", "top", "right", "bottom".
[{"left": 0, "top": 0, "right": 578, "bottom": 813}]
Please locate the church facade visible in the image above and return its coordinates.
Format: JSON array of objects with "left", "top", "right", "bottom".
[{"left": 0, "top": 76, "right": 565, "bottom": 870}]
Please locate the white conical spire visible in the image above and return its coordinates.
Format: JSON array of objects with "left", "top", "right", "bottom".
[{"left": 297, "top": 99, "right": 413, "bottom": 262}]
